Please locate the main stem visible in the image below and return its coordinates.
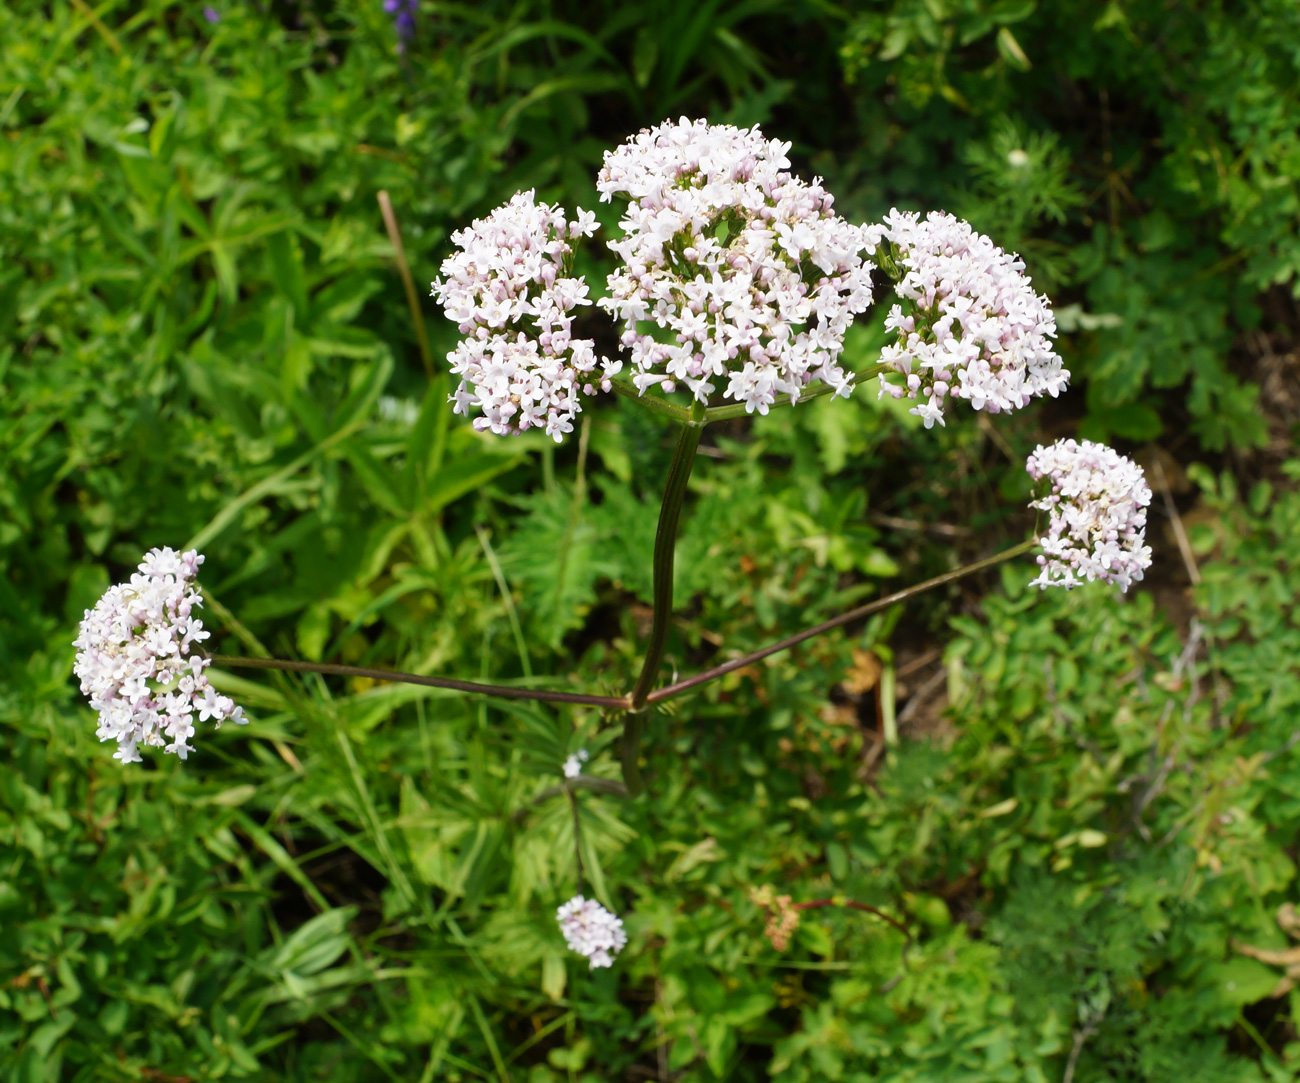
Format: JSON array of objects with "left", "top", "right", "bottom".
[{"left": 622, "top": 402, "right": 707, "bottom": 794}]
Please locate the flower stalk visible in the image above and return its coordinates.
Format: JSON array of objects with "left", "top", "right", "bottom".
[
  {"left": 621, "top": 399, "right": 707, "bottom": 794},
  {"left": 646, "top": 538, "right": 1037, "bottom": 704}
]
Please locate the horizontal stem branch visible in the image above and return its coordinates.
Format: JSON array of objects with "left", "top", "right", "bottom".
[
  {"left": 209, "top": 655, "right": 630, "bottom": 709},
  {"left": 606, "top": 378, "right": 694, "bottom": 422},
  {"left": 646, "top": 538, "right": 1037, "bottom": 704},
  {"left": 703, "top": 382, "right": 840, "bottom": 422},
  {"left": 793, "top": 899, "right": 910, "bottom": 939}
]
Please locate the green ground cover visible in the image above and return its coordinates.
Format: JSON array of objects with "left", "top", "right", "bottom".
[{"left": 2, "top": 1, "right": 1299, "bottom": 1079}]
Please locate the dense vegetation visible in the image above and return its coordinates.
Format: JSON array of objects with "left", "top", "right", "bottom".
[{"left": 2, "top": 0, "right": 1298, "bottom": 1079}]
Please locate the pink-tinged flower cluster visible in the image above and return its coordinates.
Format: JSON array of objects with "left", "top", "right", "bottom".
[
  {"left": 73, "top": 548, "right": 246, "bottom": 764},
  {"left": 870, "top": 209, "right": 1069, "bottom": 428},
  {"left": 1026, "top": 439, "right": 1153, "bottom": 592},
  {"left": 556, "top": 894, "right": 628, "bottom": 969},
  {"left": 597, "top": 117, "right": 875, "bottom": 414},
  {"left": 430, "top": 190, "right": 619, "bottom": 442}
]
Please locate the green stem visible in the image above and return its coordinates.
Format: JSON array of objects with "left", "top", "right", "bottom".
[
  {"left": 606, "top": 377, "right": 694, "bottom": 422},
  {"left": 702, "top": 365, "right": 891, "bottom": 423},
  {"left": 209, "top": 654, "right": 629, "bottom": 709},
  {"left": 645, "top": 538, "right": 1038, "bottom": 705},
  {"left": 622, "top": 401, "right": 707, "bottom": 793}
]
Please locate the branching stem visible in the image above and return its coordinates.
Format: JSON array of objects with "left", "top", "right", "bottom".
[{"left": 646, "top": 538, "right": 1037, "bottom": 704}]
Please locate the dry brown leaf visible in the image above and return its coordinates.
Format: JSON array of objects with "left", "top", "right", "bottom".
[{"left": 843, "top": 648, "right": 882, "bottom": 696}]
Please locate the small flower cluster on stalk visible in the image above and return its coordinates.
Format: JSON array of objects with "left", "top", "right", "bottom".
[
  {"left": 430, "top": 190, "right": 618, "bottom": 442},
  {"left": 556, "top": 895, "right": 627, "bottom": 968},
  {"left": 1026, "top": 438, "right": 1153, "bottom": 591},
  {"left": 596, "top": 117, "right": 876, "bottom": 414},
  {"left": 870, "top": 209, "right": 1068, "bottom": 428},
  {"left": 562, "top": 748, "right": 590, "bottom": 779},
  {"left": 73, "top": 548, "right": 245, "bottom": 764}
]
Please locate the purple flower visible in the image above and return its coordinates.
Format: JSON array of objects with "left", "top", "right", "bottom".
[
  {"left": 203, "top": 5, "right": 219, "bottom": 22},
  {"left": 384, "top": 0, "right": 417, "bottom": 45}
]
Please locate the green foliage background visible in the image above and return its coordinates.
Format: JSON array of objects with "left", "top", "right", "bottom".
[{"left": 2, "top": 0, "right": 1299, "bottom": 1079}]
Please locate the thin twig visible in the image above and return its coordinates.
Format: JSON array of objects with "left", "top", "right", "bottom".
[
  {"left": 792, "top": 898, "right": 911, "bottom": 940},
  {"left": 476, "top": 525, "right": 532, "bottom": 680},
  {"left": 647, "top": 539, "right": 1037, "bottom": 704},
  {"left": 69, "top": 0, "right": 122, "bottom": 53},
  {"left": 568, "top": 789, "right": 586, "bottom": 893},
  {"left": 512, "top": 776, "right": 631, "bottom": 822},
  {"left": 1062, "top": 1023, "right": 1098, "bottom": 1083},
  {"left": 1151, "top": 458, "right": 1200, "bottom": 586},
  {"left": 895, "top": 664, "right": 949, "bottom": 728},
  {"left": 377, "top": 190, "right": 435, "bottom": 380},
  {"left": 869, "top": 513, "right": 973, "bottom": 538}
]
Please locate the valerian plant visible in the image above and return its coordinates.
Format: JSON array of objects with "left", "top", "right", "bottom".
[{"left": 73, "top": 118, "right": 1153, "bottom": 972}]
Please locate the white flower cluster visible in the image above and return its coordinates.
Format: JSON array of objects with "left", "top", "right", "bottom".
[
  {"left": 1026, "top": 439, "right": 1153, "bottom": 592},
  {"left": 871, "top": 209, "right": 1069, "bottom": 428},
  {"left": 73, "top": 548, "right": 246, "bottom": 764},
  {"left": 556, "top": 894, "right": 628, "bottom": 969},
  {"left": 596, "top": 117, "right": 876, "bottom": 414},
  {"left": 430, "top": 190, "right": 619, "bottom": 442},
  {"left": 562, "top": 748, "right": 590, "bottom": 779}
]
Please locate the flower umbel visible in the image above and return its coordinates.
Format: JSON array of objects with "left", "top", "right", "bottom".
[
  {"left": 556, "top": 895, "right": 628, "bottom": 968},
  {"left": 431, "top": 190, "right": 617, "bottom": 442},
  {"left": 598, "top": 117, "right": 875, "bottom": 414},
  {"left": 1026, "top": 439, "right": 1153, "bottom": 591},
  {"left": 73, "top": 548, "right": 245, "bottom": 763},
  {"left": 871, "top": 209, "right": 1068, "bottom": 428}
]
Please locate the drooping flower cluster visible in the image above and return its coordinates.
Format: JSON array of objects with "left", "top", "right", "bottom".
[
  {"left": 556, "top": 894, "right": 628, "bottom": 968},
  {"left": 1026, "top": 439, "right": 1153, "bottom": 591},
  {"left": 870, "top": 209, "right": 1069, "bottom": 428},
  {"left": 562, "top": 748, "right": 590, "bottom": 779},
  {"left": 597, "top": 117, "right": 876, "bottom": 414},
  {"left": 73, "top": 548, "right": 246, "bottom": 763},
  {"left": 431, "top": 190, "right": 618, "bottom": 442}
]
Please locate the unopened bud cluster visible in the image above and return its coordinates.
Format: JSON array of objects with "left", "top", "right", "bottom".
[
  {"left": 871, "top": 209, "right": 1068, "bottom": 428},
  {"left": 73, "top": 548, "right": 245, "bottom": 763},
  {"left": 1026, "top": 439, "right": 1153, "bottom": 591}
]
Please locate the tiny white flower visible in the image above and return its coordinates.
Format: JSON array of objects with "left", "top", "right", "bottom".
[
  {"left": 562, "top": 748, "right": 590, "bottom": 779},
  {"left": 556, "top": 894, "right": 628, "bottom": 968}
]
